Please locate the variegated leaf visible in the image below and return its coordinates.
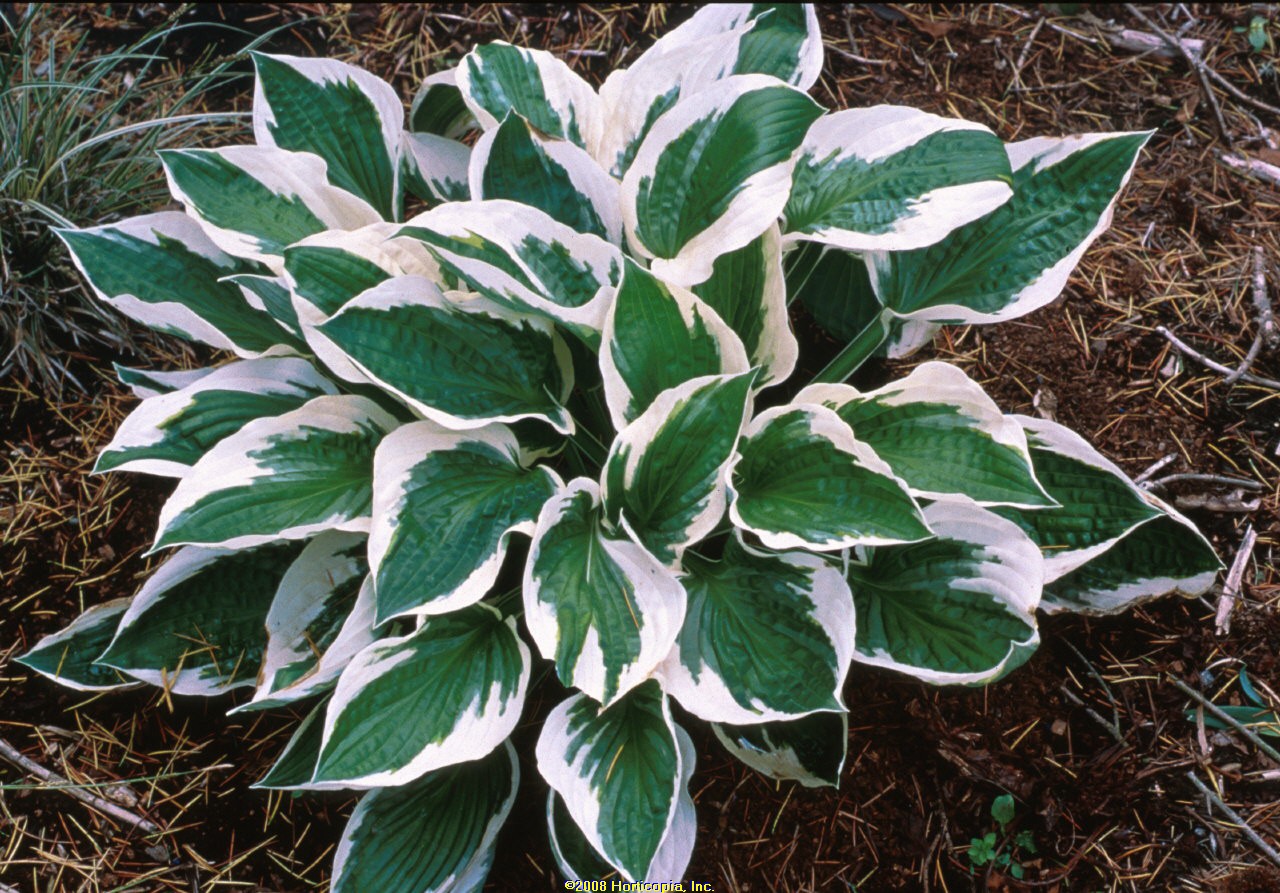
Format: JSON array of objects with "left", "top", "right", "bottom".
[
  {"left": 713, "top": 711, "right": 847, "bottom": 788},
  {"left": 312, "top": 604, "right": 529, "bottom": 788},
  {"left": 795, "top": 362, "right": 1053, "bottom": 507},
  {"left": 332, "top": 742, "right": 519, "bottom": 893},
  {"left": 403, "top": 131, "right": 471, "bottom": 204},
  {"left": 114, "top": 364, "right": 215, "bottom": 399},
  {"left": 848, "top": 497, "right": 1042, "bottom": 685},
  {"left": 601, "top": 258, "right": 750, "bottom": 429},
  {"left": 316, "top": 276, "right": 575, "bottom": 432},
  {"left": 254, "top": 697, "right": 329, "bottom": 789},
  {"left": 523, "top": 478, "right": 686, "bottom": 707},
  {"left": 98, "top": 542, "right": 304, "bottom": 696},
  {"left": 536, "top": 682, "right": 683, "bottom": 882},
  {"left": 370, "top": 420, "right": 560, "bottom": 623},
  {"left": 783, "top": 106, "right": 1013, "bottom": 251},
  {"left": 19, "top": 599, "right": 137, "bottom": 692},
  {"left": 252, "top": 52, "right": 404, "bottom": 220},
  {"left": 96, "top": 357, "right": 337, "bottom": 477},
  {"left": 153, "top": 395, "right": 398, "bottom": 551},
  {"left": 622, "top": 74, "right": 822, "bottom": 286},
  {"left": 602, "top": 372, "right": 757, "bottom": 566},
  {"left": 223, "top": 273, "right": 305, "bottom": 341},
  {"left": 410, "top": 67, "right": 477, "bottom": 139},
  {"left": 728, "top": 404, "right": 931, "bottom": 551},
  {"left": 660, "top": 535, "right": 855, "bottom": 724}
]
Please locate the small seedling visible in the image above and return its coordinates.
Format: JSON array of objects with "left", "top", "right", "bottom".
[{"left": 968, "top": 794, "right": 1038, "bottom": 880}]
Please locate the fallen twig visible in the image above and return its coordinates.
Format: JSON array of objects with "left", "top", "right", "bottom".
[
  {"left": 1251, "top": 246, "right": 1277, "bottom": 350},
  {"left": 1106, "top": 27, "right": 1205, "bottom": 59},
  {"left": 1215, "top": 524, "right": 1257, "bottom": 635},
  {"left": 1135, "top": 452, "right": 1178, "bottom": 484},
  {"left": 1174, "top": 491, "right": 1263, "bottom": 513},
  {"left": 1125, "top": 4, "right": 1230, "bottom": 144},
  {"left": 1156, "top": 325, "right": 1280, "bottom": 390},
  {"left": 0, "top": 735, "right": 161, "bottom": 835},
  {"left": 1009, "top": 15, "right": 1045, "bottom": 91},
  {"left": 1186, "top": 770, "right": 1280, "bottom": 868},
  {"left": 1147, "top": 473, "right": 1264, "bottom": 492},
  {"left": 1170, "top": 676, "right": 1280, "bottom": 765},
  {"left": 1218, "top": 150, "right": 1280, "bottom": 187},
  {"left": 1059, "top": 683, "right": 1125, "bottom": 744}
]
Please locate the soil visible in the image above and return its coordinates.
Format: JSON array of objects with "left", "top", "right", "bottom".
[{"left": 2, "top": 4, "right": 1279, "bottom": 892}]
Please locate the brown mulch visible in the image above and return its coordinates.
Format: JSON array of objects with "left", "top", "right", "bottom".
[{"left": 2, "top": 4, "right": 1279, "bottom": 892}]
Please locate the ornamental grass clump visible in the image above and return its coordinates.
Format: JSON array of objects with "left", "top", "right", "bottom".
[{"left": 23, "top": 5, "right": 1221, "bottom": 888}]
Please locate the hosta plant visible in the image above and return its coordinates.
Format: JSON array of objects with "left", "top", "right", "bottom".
[{"left": 24, "top": 5, "right": 1221, "bottom": 888}]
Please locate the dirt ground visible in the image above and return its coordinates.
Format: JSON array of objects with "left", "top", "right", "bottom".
[{"left": 2, "top": 4, "right": 1279, "bottom": 892}]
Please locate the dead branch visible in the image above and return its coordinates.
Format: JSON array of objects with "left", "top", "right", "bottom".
[
  {"left": 1186, "top": 770, "right": 1280, "bottom": 868},
  {"left": 1174, "top": 491, "right": 1264, "bottom": 513},
  {"left": 1251, "top": 246, "right": 1277, "bottom": 349},
  {"left": 1215, "top": 524, "right": 1257, "bottom": 635},
  {"left": 0, "top": 736, "right": 161, "bottom": 835},
  {"left": 1147, "top": 473, "right": 1264, "bottom": 491},
  {"left": 1107, "top": 27, "right": 1205, "bottom": 58},
  {"left": 1134, "top": 452, "right": 1178, "bottom": 484},
  {"left": 1171, "top": 676, "right": 1280, "bottom": 765},
  {"left": 1218, "top": 150, "right": 1280, "bottom": 187},
  {"left": 1156, "top": 325, "right": 1280, "bottom": 390},
  {"left": 1124, "top": 4, "right": 1231, "bottom": 144}
]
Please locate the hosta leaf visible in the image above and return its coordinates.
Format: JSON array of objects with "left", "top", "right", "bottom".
[
  {"left": 660, "top": 536, "right": 855, "bottom": 724},
  {"left": 57, "top": 212, "right": 284, "bottom": 355},
  {"left": 729, "top": 4, "right": 823, "bottom": 87},
  {"left": 153, "top": 395, "right": 397, "bottom": 551},
  {"left": 691, "top": 225, "right": 796, "bottom": 387},
  {"left": 241, "top": 532, "right": 371, "bottom": 710},
  {"left": 602, "top": 372, "right": 757, "bottom": 566},
  {"left": 869, "top": 131, "right": 1152, "bottom": 324},
  {"left": 1045, "top": 508, "right": 1220, "bottom": 614},
  {"left": 403, "top": 131, "right": 471, "bottom": 204},
  {"left": 601, "top": 259, "right": 750, "bottom": 429},
  {"left": 96, "top": 357, "right": 338, "bottom": 477},
  {"left": 458, "top": 41, "right": 603, "bottom": 152},
  {"left": 471, "top": 112, "right": 621, "bottom": 244},
  {"left": 713, "top": 711, "right": 848, "bottom": 788},
  {"left": 317, "top": 276, "right": 575, "bottom": 432},
  {"left": 285, "top": 223, "right": 439, "bottom": 319},
  {"left": 728, "top": 404, "right": 930, "bottom": 550},
  {"left": 398, "top": 200, "right": 622, "bottom": 343},
  {"left": 224, "top": 273, "right": 305, "bottom": 341},
  {"left": 783, "top": 241, "right": 883, "bottom": 342},
  {"left": 991, "top": 415, "right": 1163, "bottom": 581},
  {"left": 410, "top": 67, "right": 476, "bottom": 139},
  {"left": 313, "top": 603, "right": 529, "bottom": 787},
  {"left": 332, "top": 742, "right": 519, "bottom": 893},
  {"left": 783, "top": 107, "right": 1013, "bottom": 251},
  {"left": 547, "top": 726, "right": 697, "bottom": 883},
  {"left": 622, "top": 74, "right": 822, "bottom": 286},
  {"left": 536, "top": 682, "right": 683, "bottom": 882},
  {"left": 371, "top": 420, "right": 560, "bottom": 624},
  {"left": 160, "top": 146, "right": 381, "bottom": 267},
  {"left": 19, "top": 599, "right": 137, "bottom": 692},
  {"left": 98, "top": 542, "right": 304, "bottom": 696},
  {"left": 255, "top": 697, "right": 329, "bottom": 789},
  {"left": 113, "top": 364, "right": 215, "bottom": 399},
  {"left": 252, "top": 52, "right": 403, "bottom": 220},
  {"left": 524, "top": 479, "right": 686, "bottom": 707},
  {"left": 848, "top": 497, "right": 1043, "bottom": 685},
  {"left": 796, "top": 362, "right": 1053, "bottom": 507}
]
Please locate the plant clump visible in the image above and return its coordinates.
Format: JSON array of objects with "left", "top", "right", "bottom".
[{"left": 22, "top": 5, "right": 1220, "bottom": 888}]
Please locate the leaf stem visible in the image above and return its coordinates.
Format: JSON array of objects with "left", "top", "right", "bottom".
[{"left": 810, "top": 315, "right": 889, "bottom": 383}]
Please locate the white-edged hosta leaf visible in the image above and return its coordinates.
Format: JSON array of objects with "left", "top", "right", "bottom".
[
  {"left": 57, "top": 212, "right": 284, "bottom": 354},
  {"left": 223, "top": 273, "right": 305, "bottom": 342},
  {"left": 536, "top": 682, "right": 682, "bottom": 882},
  {"left": 332, "top": 741, "right": 519, "bottom": 893},
  {"left": 602, "top": 372, "right": 757, "bottom": 566},
  {"left": 317, "top": 276, "right": 575, "bottom": 433},
  {"left": 548, "top": 725, "right": 697, "bottom": 883},
  {"left": 869, "top": 131, "right": 1152, "bottom": 324},
  {"left": 114, "top": 363, "right": 215, "bottom": 399},
  {"left": 471, "top": 112, "right": 621, "bottom": 244},
  {"left": 403, "top": 131, "right": 472, "bottom": 204},
  {"left": 247, "top": 532, "right": 369, "bottom": 708},
  {"left": 18, "top": 599, "right": 138, "bottom": 692},
  {"left": 713, "top": 710, "right": 847, "bottom": 788},
  {"left": 285, "top": 224, "right": 439, "bottom": 318},
  {"left": 622, "top": 74, "right": 822, "bottom": 287},
  {"left": 848, "top": 497, "right": 1042, "bottom": 685},
  {"left": 728, "top": 404, "right": 931, "bottom": 551},
  {"left": 690, "top": 225, "right": 796, "bottom": 386},
  {"left": 98, "top": 542, "right": 304, "bottom": 696},
  {"left": 312, "top": 603, "right": 529, "bottom": 788},
  {"left": 991, "top": 415, "right": 1162, "bottom": 582},
  {"left": 252, "top": 52, "right": 403, "bottom": 220},
  {"left": 254, "top": 697, "right": 328, "bottom": 789},
  {"left": 398, "top": 200, "right": 622, "bottom": 342},
  {"left": 410, "top": 67, "right": 476, "bottom": 139},
  {"left": 660, "top": 535, "right": 854, "bottom": 724},
  {"left": 371, "top": 420, "right": 560, "bottom": 624},
  {"left": 96, "top": 357, "right": 338, "bottom": 477},
  {"left": 154, "top": 395, "right": 397, "bottom": 551},
  {"left": 882, "top": 316, "right": 942, "bottom": 359},
  {"left": 601, "top": 259, "right": 750, "bottom": 429},
  {"left": 458, "top": 41, "right": 603, "bottom": 152},
  {"left": 655, "top": 4, "right": 823, "bottom": 89},
  {"left": 795, "top": 362, "right": 1053, "bottom": 508},
  {"left": 523, "top": 478, "right": 686, "bottom": 707},
  {"left": 1043, "top": 501, "right": 1220, "bottom": 615},
  {"left": 783, "top": 107, "right": 1013, "bottom": 251},
  {"left": 159, "top": 146, "right": 381, "bottom": 266}
]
